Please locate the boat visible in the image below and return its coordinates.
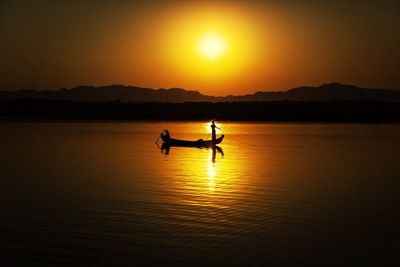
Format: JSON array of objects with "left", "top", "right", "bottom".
[{"left": 160, "top": 130, "right": 224, "bottom": 148}]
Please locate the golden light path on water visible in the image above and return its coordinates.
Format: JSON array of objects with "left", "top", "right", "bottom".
[
  {"left": 207, "top": 151, "right": 216, "bottom": 192},
  {"left": 158, "top": 122, "right": 257, "bottom": 212}
]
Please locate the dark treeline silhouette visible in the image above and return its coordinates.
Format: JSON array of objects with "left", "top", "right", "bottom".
[{"left": 1, "top": 99, "right": 400, "bottom": 122}]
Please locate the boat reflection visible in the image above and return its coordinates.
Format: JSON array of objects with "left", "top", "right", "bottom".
[
  {"left": 161, "top": 143, "right": 224, "bottom": 163},
  {"left": 211, "top": 145, "right": 224, "bottom": 163}
]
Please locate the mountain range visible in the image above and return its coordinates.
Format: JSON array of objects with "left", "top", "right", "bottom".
[{"left": 1, "top": 83, "right": 399, "bottom": 102}]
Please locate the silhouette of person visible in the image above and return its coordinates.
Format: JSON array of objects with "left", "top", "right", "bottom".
[
  {"left": 161, "top": 129, "right": 170, "bottom": 142},
  {"left": 210, "top": 119, "right": 220, "bottom": 143}
]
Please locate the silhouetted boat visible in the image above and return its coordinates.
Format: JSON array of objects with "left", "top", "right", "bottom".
[{"left": 160, "top": 130, "right": 224, "bottom": 148}]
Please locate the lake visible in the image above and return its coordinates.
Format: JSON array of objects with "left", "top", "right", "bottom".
[{"left": 1, "top": 122, "right": 399, "bottom": 265}]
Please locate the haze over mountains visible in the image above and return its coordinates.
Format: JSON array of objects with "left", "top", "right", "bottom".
[{"left": 1, "top": 83, "right": 399, "bottom": 102}]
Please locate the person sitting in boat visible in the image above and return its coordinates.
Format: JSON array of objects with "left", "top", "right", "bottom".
[
  {"left": 210, "top": 119, "right": 220, "bottom": 142},
  {"left": 161, "top": 129, "right": 170, "bottom": 142}
]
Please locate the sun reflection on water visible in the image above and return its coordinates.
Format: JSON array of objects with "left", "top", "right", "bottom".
[
  {"left": 207, "top": 150, "right": 217, "bottom": 192},
  {"left": 158, "top": 122, "right": 255, "bottom": 210}
]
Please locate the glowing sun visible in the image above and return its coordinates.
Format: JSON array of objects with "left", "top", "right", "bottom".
[{"left": 198, "top": 33, "right": 226, "bottom": 59}]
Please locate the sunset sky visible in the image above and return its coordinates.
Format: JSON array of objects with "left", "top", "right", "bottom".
[{"left": 1, "top": 0, "right": 399, "bottom": 96}]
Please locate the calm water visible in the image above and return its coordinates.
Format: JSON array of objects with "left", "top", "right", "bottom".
[{"left": 1, "top": 122, "right": 400, "bottom": 265}]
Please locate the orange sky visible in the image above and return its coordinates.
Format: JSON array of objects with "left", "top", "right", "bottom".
[{"left": 0, "top": 1, "right": 399, "bottom": 96}]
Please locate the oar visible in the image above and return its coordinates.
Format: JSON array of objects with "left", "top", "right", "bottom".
[{"left": 155, "top": 129, "right": 165, "bottom": 144}]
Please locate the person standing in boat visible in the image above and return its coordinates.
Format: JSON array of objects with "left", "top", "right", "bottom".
[{"left": 210, "top": 119, "right": 220, "bottom": 143}]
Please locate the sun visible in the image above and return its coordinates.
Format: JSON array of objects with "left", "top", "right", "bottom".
[{"left": 198, "top": 33, "right": 226, "bottom": 60}]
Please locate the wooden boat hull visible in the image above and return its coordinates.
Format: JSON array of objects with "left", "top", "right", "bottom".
[{"left": 163, "top": 135, "right": 224, "bottom": 148}]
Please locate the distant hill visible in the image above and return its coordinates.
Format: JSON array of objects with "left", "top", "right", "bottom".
[
  {"left": 0, "top": 85, "right": 215, "bottom": 102},
  {"left": 1, "top": 83, "right": 399, "bottom": 102},
  {"left": 224, "top": 83, "right": 400, "bottom": 102}
]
